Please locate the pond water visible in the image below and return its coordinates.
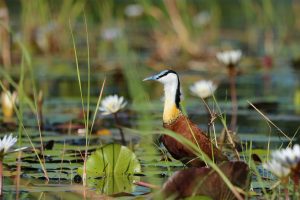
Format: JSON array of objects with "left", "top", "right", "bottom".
[
  {"left": 1, "top": 59, "right": 299, "bottom": 199},
  {"left": 0, "top": 0, "right": 300, "bottom": 198}
]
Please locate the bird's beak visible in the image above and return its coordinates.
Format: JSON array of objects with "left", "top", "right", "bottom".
[{"left": 143, "top": 75, "right": 156, "bottom": 81}]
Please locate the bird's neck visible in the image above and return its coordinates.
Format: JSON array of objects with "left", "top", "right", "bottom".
[{"left": 163, "top": 82, "right": 181, "bottom": 124}]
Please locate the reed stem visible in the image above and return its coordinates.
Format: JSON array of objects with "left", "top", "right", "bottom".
[
  {"left": 284, "top": 187, "right": 289, "bottom": 200},
  {"left": 200, "top": 97, "right": 212, "bottom": 136},
  {"left": 228, "top": 65, "right": 237, "bottom": 132},
  {"left": 0, "top": 159, "right": 3, "bottom": 197}
]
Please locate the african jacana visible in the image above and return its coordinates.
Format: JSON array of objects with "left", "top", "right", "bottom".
[{"left": 144, "top": 70, "right": 227, "bottom": 166}]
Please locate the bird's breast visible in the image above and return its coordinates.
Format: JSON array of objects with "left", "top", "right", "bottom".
[{"left": 163, "top": 104, "right": 181, "bottom": 124}]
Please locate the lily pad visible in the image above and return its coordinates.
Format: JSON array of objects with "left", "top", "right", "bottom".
[
  {"left": 86, "top": 175, "right": 140, "bottom": 195},
  {"left": 77, "top": 143, "right": 141, "bottom": 177}
]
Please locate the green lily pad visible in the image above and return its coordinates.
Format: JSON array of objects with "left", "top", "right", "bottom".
[
  {"left": 77, "top": 143, "right": 141, "bottom": 177},
  {"left": 86, "top": 175, "right": 140, "bottom": 195}
]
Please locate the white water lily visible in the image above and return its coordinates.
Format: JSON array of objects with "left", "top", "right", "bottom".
[
  {"left": 99, "top": 95, "right": 127, "bottom": 115},
  {"left": 271, "top": 144, "right": 300, "bottom": 169},
  {"left": 189, "top": 80, "right": 217, "bottom": 99},
  {"left": 0, "top": 134, "right": 17, "bottom": 155},
  {"left": 101, "top": 27, "right": 122, "bottom": 41},
  {"left": 193, "top": 11, "right": 211, "bottom": 27},
  {"left": 216, "top": 50, "right": 242, "bottom": 66},
  {"left": 124, "top": 4, "right": 144, "bottom": 17},
  {"left": 263, "top": 159, "right": 291, "bottom": 178},
  {"left": 1, "top": 91, "right": 17, "bottom": 118},
  {"left": 263, "top": 144, "right": 300, "bottom": 179}
]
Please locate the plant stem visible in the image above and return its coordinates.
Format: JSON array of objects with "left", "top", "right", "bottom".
[
  {"left": 0, "top": 159, "right": 3, "bottom": 196},
  {"left": 113, "top": 113, "right": 126, "bottom": 145},
  {"left": 15, "top": 151, "right": 22, "bottom": 200},
  {"left": 294, "top": 173, "right": 299, "bottom": 197},
  {"left": 284, "top": 187, "right": 289, "bottom": 200},
  {"left": 200, "top": 97, "right": 212, "bottom": 137},
  {"left": 0, "top": 0, "right": 11, "bottom": 69},
  {"left": 37, "top": 90, "right": 44, "bottom": 130},
  {"left": 133, "top": 181, "right": 160, "bottom": 189},
  {"left": 228, "top": 65, "right": 237, "bottom": 132}
]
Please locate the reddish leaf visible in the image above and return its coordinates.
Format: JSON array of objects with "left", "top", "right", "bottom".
[{"left": 162, "top": 161, "right": 250, "bottom": 200}]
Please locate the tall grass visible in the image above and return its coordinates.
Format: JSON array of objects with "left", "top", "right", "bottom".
[
  {"left": 69, "top": 13, "right": 105, "bottom": 187},
  {"left": 0, "top": 33, "right": 52, "bottom": 180},
  {"left": 0, "top": 71, "right": 49, "bottom": 180}
]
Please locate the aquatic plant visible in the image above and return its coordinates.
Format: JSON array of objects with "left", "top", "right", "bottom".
[
  {"left": 193, "top": 11, "right": 211, "bottom": 27},
  {"left": 78, "top": 143, "right": 141, "bottom": 177},
  {"left": 263, "top": 144, "right": 300, "bottom": 199},
  {"left": 263, "top": 159, "right": 291, "bottom": 179},
  {"left": 124, "top": 4, "right": 144, "bottom": 18},
  {"left": 100, "top": 95, "right": 127, "bottom": 145},
  {"left": 0, "top": 134, "right": 17, "bottom": 196},
  {"left": 70, "top": 15, "right": 106, "bottom": 189},
  {"left": 0, "top": 134, "right": 17, "bottom": 156},
  {"left": 1, "top": 91, "right": 17, "bottom": 119},
  {"left": 99, "top": 94, "right": 127, "bottom": 115},
  {"left": 216, "top": 50, "right": 242, "bottom": 67},
  {"left": 0, "top": 1, "right": 298, "bottom": 199},
  {"left": 216, "top": 49, "right": 242, "bottom": 132},
  {"left": 0, "top": 1, "right": 11, "bottom": 69},
  {"left": 161, "top": 161, "right": 249, "bottom": 199},
  {"left": 189, "top": 80, "right": 217, "bottom": 99},
  {"left": 77, "top": 143, "right": 141, "bottom": 195},
  {"left": 271, "top": 144, "right": 300, "bottom": 169},
  {"left": 100, "top": 27, "right": 123, "bottom": 41},
  {"left": 189, "top": 80, "right": 218, "bottom": 135}
]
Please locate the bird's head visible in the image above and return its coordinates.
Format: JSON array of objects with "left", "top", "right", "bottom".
[
  {"left": 143, "top": 70, "right": 179, "bottom": 85},
  {"left": 144, "top": 70, "right": 181, "bottom": 108}
]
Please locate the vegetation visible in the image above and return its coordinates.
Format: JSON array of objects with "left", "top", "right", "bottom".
[{"left": 0, "top": 0, "right": 299, "bottom": 199}]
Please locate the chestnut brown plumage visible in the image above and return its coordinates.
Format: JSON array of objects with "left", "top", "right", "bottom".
[
  {"left": 163, "top": 114, "right": 227, "bottom": 166},
  {"left": 144, "top": 70, "right": 227, "bottom": 167}
]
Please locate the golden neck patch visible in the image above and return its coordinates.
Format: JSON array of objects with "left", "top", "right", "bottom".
[{"left": 163, "top": 103, "right": 181, "bottom": 124}]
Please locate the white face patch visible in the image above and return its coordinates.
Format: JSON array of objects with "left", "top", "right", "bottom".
[
  {"left": 157, "top": 72, "right": 180, "bottom": 106},
  {"left": 157, "top": 73, "right": 178, "bottom": 85}
]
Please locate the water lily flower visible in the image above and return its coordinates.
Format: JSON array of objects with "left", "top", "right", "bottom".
[
  {"left": 189, "top": 80, "right": 217, "bottom": 99},
  {"left": 99, "top": 95, "right": 127, "bottom": 145},
  {"left": 263, "top": 159, "right": 291, "bottom": 178},
  {"left": 124, "top": 4, "right": 144, "bottom": 18},
  {"left": 271, "top": 144, "right": 300, "bottom": 169},
  {"left": 216, "top": 50, "right": 242, "bottom": 66},
  {"left": 99, "top": 95, "right": 127, "bottom": 116},
  {"left": 101, "top": 27, "right": 122, "bottom": 41},
  {"left": 193, "top": 11, "right": 211, "bottom": 27},
  {"left": 217, "top": 50, "right": 242, "bottom": 131},
  {"left": 0, "top": 134, "right": 25, "bottom": 196},
  {"left": 1, "top": 91, "right": 17, "bottom": 118},
  {"left": 0, "top": 134, "right": 17, "bottom": 196},
  {"left": 0, "top": 134, "right": 17, "bottom": 158}
]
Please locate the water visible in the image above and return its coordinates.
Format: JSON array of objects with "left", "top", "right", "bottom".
[{"left": 1, "top": 58, "right": 299, "bottom": 199}]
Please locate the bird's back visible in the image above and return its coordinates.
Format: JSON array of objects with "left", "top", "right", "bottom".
[{"left": 162, "top": 115, "right": 227, "bottom": 167}]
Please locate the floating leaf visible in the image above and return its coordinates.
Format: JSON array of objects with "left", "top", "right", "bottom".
[
  {"left": 86, "top": 175, "right": 140, "bottom": 195},
  {"left": 77, "top": 143, "right": 141, "bottom": 177},
  {"left": 77, "top": 144, "right": 141, "bottom": 195},
  {"left": 162, "top": 161, "right": 250, "bottom": 200}
]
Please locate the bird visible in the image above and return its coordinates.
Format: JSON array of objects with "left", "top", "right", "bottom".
[{"left": 144, "top": 69, "right": 227, "bottom": 167}]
